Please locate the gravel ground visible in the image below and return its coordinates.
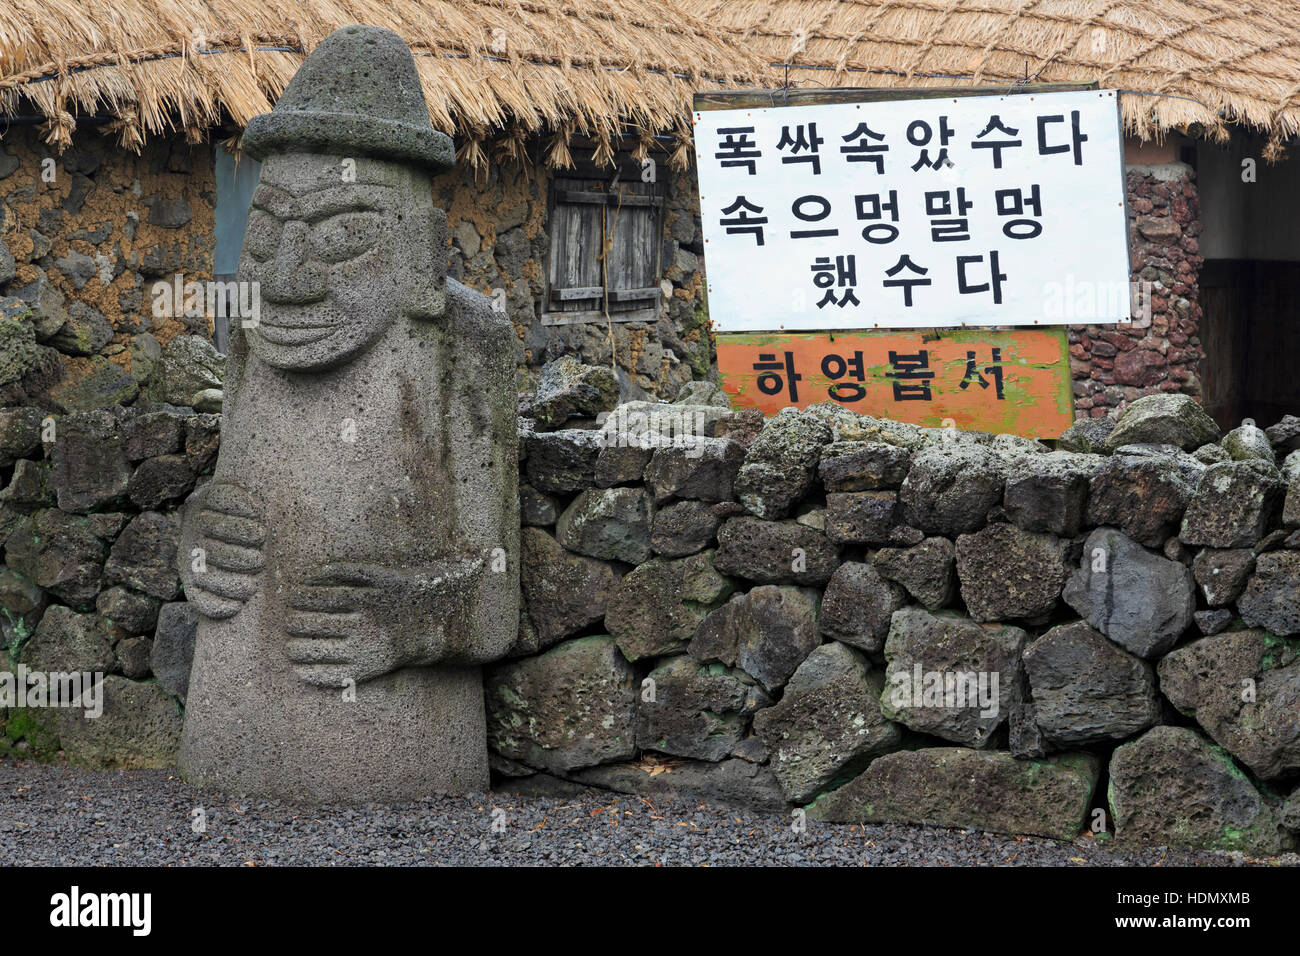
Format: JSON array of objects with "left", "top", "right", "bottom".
[{"left": 1, "top": 759, "right": 1292, "bottom": 867}]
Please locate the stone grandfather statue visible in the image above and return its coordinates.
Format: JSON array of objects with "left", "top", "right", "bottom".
[{"left": 178, "top": 25, "right": 518, "bottom": 801}]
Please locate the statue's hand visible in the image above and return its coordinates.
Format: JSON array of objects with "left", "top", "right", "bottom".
[
  {"left": 285, "top": 555, "right": 485, "bottom": 687},
  {"left": 179, "top": 483, "right": 266, "bottom": 620}
]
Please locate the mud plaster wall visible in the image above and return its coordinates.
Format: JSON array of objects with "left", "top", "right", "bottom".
[
  {"left": 432, "top": 153, "right": 711, "bottom": 403},
  {"left": 0, "top": 126, "right": 216, "bottom": 413}
]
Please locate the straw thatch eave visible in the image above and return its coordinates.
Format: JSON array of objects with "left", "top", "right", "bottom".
[
  {"left": 689, "top": 0, "right": 1300, "bottom": 158},
  {"left": 0, "top": 0, "right": 765, "bottom": 167}
]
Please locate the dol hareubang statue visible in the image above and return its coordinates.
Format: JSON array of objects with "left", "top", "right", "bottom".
[{"left": 178, "top": 26, "right": 519, "bottom": 801}]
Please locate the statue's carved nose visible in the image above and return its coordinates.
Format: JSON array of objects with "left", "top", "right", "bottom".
[{"left": 263, "top": 221, "right": 327, "bottom": 304}]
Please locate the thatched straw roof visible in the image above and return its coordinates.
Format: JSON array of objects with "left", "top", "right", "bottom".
[
  {"left": 691, "top": 0, "right": 1300, "bottom": 157},
  {"left": 0, "top": 0, "right": 763, "bottom": 166}
]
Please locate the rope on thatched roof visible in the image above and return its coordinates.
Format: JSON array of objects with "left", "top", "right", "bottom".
[
  {"left": 0, "top": 0, "right": 765, "bottom": 167},
  {"left": 689, "top": 0, "right": 1300, "bottom": 155}
]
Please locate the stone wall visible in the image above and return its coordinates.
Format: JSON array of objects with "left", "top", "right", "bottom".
[
  {"left": 501, "top": 388, "right": 1300, "bottom": 853},
  {"left": 1069, "top": 163, "right": 1204, "bottom": 420},
  {"left": 0, "top": 126, "right": 217, "bottom": 414}
]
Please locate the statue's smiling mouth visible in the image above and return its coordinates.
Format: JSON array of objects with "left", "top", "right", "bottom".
[{"left": 256, "top": 322, "right": 336, "bottom": 346}]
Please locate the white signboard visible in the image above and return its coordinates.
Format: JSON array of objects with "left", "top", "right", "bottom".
[{"left": 694, "top": 90, "right": 1131, "bottom": 331}]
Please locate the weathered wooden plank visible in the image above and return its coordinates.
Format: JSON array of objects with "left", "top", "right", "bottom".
[{"left": 551, "top": 286, "right": 605, "bottom": 300}]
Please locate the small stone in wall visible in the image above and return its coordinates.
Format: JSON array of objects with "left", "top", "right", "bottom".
[
  {"left": 733, "top": 408, "right": 833, "bottom": 519},
  {"left": 519, "top": 483, "right": 558, "bottom": 526},
  {"left": 1108, "top": 726, "right": 1291, "bottom": 855},
  {"left": 1086, "top": 453, "right": 1195, "bottom": 547},
  {"left": 51, "top": 676, "right": 184, "bottom": 770},
  {"left": 879, "top": 606, "right": 1025, "bottom": 748},
  {"left": 555, "top": 486, "right": 653, "bottom": 564},
  {"left": 520, "top": 527, "right": 620, "bottom": 649},
  {"left": 1220, "top": 422, "right": 1275, "bottom": 462},
  {"left": 523, "top": 429, "right": 603, "bottom": 494},
  {"left": 955, "top": 522, "right": 1071, "bottom": 623},
  {"left": 605, "top": 550, "right": 731, "bottom": 661},
  {"left": 873, "top": 536, "right": 956, "bottom": 610},
  {"left": 644, "top": 438, "right": 745, "bottom": 503},
  {"left": 1191, "top": 548, "right": 1255, "bottom": 607},
  {"left": 528, "top": 356, "right": 619, "bottom": 431},
  {"left": 0, "top": 407, "right": 43, "bottom": 466},
  {"left": 808, "top": 749, "right": 1100, "bottom": 842},
  {"left": 1022, "top": 621, "right": 1160, "bottom": 748},
  {"left": 1002, "top": 451, "right": 1099, "bottom": 536},
  {"left": 48, "top": 410, "right": 132, "bottom": 512},
  {"left": 150, "top": 601, "right": 198, "bottom": 699},
  {"left": 1101, "top": 393, "right": 1220, "bottom": 452},
  {"left": 96, "top": 586, "right": 160, "bottom": 635},
  {"left": 141, "top": 335, "right": 224, "bottom": 407},
  {"left": 752, "top": 642, "right": 901, "bottom": 803},
  {"left": 4, "top": 509, "right": 109, "bottom": 607},
  {"left": 817, "top": 441, "right": 913, "bottom": 492},
  {"left": 570, "top": 757, "right": 788, "bottom": 814},
  {"left": 1180, "top": 460, "right": 1285, "bottom": 548},
  {"left": 1237, "top": 551, "right": 1300, "bottom": 637},
  {"left": 713, "top": 516, "right": 839, "bottom": 586},
  {"left": 636, "top": 655, "right": 769, "bottom": 762},
  {"left": 1062, "top": 527, "right": 1194, "bottom": 659},
  {"left": 898, "top": 445, "right": 1006, "bottom": 536},
  {"left": 18, "top": 605, "right": 115, "bottom": 674},
  {"left": 101, "top": 510, "right": 182, "bottom": 601},
  {"left": 485, "top": 635, "right": 637, "bottom": 774},
  {"left": 650, "top": 499, "right": 720, "bottom": 557},
  {"left": 824, "top": 491, "right": 897, "bottom": 545},
  {"left": 730, "top": 585, "right": 822, "bottom": 693},
  {"left": 819, "top": 561, "right": 907, "bottom": 653},
  {"left": 1159, "top": 629, "right": 1300, "bottom": 780}
]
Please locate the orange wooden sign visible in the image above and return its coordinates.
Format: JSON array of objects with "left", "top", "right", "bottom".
[{"left": 717, "top": 327, "right": 1073, "bottom": 438}]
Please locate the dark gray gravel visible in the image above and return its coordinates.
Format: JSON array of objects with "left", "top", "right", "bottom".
[{"left": 1, "top": 759, "right": 1290, "bottom": 867}]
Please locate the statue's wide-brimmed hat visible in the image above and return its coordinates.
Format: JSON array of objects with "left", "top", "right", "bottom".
[{"left": 242, "top": 25, "right": 453, "bottom": 175}]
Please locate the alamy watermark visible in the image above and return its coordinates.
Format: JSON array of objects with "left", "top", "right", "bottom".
[
  {"left": 888, "top": 664, "right": 1000, "bottom": 719},
  {"left": 153, "top": 274, "right": 261, "bottom": 328},
  {"left": 0, "top": 665, "right": 103, "bottom": 718},
  {"left": 595, "top": 408, "right": 709, "bottom": 458}
]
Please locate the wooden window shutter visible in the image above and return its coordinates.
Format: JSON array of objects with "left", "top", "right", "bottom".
[{"left": 544, "top": 171, "right": 666, "bottom": 326}]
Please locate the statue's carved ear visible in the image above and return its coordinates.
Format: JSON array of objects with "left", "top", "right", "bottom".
[{"left": 404, "top": 206, "right": 448, "bottom": 321}]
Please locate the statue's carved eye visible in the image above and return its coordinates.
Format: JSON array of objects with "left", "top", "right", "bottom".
[
  {"left": 310, "top": 211, "right": 383, "bottom": 263},
  {"left": 244, "top": 210, "right": 283, "bottom": 263}
]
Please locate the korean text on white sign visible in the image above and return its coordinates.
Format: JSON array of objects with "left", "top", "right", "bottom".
[{"left": 695, "top": 89, "right": 1131, "bottom": 332}]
